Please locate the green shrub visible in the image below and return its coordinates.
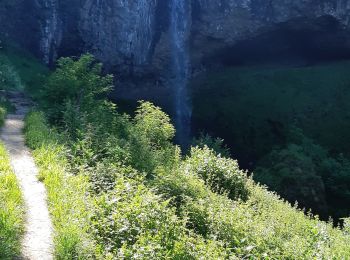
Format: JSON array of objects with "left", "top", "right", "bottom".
[
  {"left": 91, "top": 177, "right": 228, "bottom": 259},
  {"left": 40, "top": 54, "right": 113, "bottom": 125},
  {"left": 153, "top": 153, "right": 350, "bottom": 258},
  {"left": 134, "top": 101, "right": 175, "bottom": 148},
  {"left": 0, "top": 55, "right": 23, "bottom": 90},
  {"left": 192, "top": 132, "right": 231, "bottom": 158},
  {"left": 129, "top": 101, "right": 177, "bottom": 173},
  {"left": 0, "top": 41, "right": 47, "bottom": 93},
  {"left": 88, "top": 162, "right": 141, "bottom": 194},
  {"left": 0, "top": 142, "right": 24, "bottom": 259},
  {"left": 185, "top": 146, "right": 250, "bottom": 201}
]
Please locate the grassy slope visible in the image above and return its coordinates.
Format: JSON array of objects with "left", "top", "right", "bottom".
[
  {"left": 21, "top": 54, "right": 350, "bottom": 258},
  {"left": 24, "top": 110, "right": 350, "bottom": 259},
  {"left": 192, "top": 61, "right": 350, "bottom": 166},
  {"left": 0, "top": 142, "right": 24, "bottom": 259}
]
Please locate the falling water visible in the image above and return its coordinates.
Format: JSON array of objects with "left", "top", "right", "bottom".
[
  {"left": 170, "top": 0, "right": 192, "bottom": 147},
  {"left": 39, "top": 0, "right": 61, "bottom": 65}
]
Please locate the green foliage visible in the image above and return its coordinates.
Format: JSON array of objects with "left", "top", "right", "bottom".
[
  {"left": 25, "top": 53, "right": 350, "bottom": 259},
  {"left": 40, "top": 54, "right": 113, "bottom": 124},
  {"left": 193, "top": 63, "right": 350, "bottom": 220},
  {"left": 0, "top": 142, "right": 24, "bottom": 259},
  {"left": 25, "top": 112, "right": 230, "bottom": 259},
  {"left": 192, "top": 132, "right": 231, "bottom": 158},
  {"left": 88, "top": 162, "right": 141, "bottom": 194},
  {"left": 185, "top": 146, "right": 250, "bottom": 201},
  {"left": 153, "top": 155, "right": 350, "bottom": 259},
  {"left": 25, "top": 112, "right": 96, "bottom": 259},
  {"left": 193, "top": 61, "right": 350, "bottom": 165},
  {"left": 134, "top": 101, "right": 175, "bottom": 147},
  {"left": 91, "top": 177, "right": 226, "bottom": 258},
  {"left": 255, "top": 128, "right": 350, "bottom": 219},
  {"left": 130, "top": 101, "right": 177, "bottom": 173},
  {"left": 0, "top": 55, "right": 23, "bottom": 90}
]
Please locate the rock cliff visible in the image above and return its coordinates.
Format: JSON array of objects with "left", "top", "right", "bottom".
[{"left": 2, "top": 0, "right": 350, "bottom": 104}]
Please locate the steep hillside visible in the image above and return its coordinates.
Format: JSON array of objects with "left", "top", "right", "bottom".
[{"left": 22, "top": 54, "right": 350, "bottom": 259}]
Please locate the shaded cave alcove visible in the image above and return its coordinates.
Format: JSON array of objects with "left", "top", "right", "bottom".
[{"left": 205, "top": 15, "right": 350, "bottom": 69}]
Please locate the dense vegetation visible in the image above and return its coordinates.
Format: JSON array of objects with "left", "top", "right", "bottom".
[
  {"left": 0, "top": 142, "right": 24, "bottom": 259},
  {"left": 23, "top": 54, "right": 350, "bottom": 258},
  {"left": 192, "top": 62, "right": 350, "bottom": 220}
]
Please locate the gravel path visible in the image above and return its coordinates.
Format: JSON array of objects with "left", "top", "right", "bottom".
[{"left": 1, "top": 92, "right": 54, "bottom": 260}]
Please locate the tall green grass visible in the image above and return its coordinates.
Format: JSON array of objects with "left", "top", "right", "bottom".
[
  {"left": 24, "top": 112, "right": 96, "bottom": 259},
  {"left": 0, "top": 142, "right": 24, "bottom": 259}
]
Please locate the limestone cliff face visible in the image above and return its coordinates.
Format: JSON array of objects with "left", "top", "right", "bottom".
[
  {"left": 2, "top": 0, "right": 350, "bottom": 97},
  {"left": 80, "top": 0, "right": 158, "bottom": 72},
  {"left": 79, "top": 0, "right": 350, "bottom": 71}
]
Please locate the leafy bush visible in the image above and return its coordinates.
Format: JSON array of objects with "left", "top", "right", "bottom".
[
  {"left": 40, "top": 54, "right": 113, "bottom": 125},
  {"left": 92, "top": 177, "right": 228, "bottom": 259},
  {"left": 0, "top": 41, "right": 47, "bottom": 93},
  {"left": 135, "top": 101, "right": 175, "bottom": 148},
  {"left": 153, "top": 160, "right": 350, "bottom": 259},
  {"left": 192, "top": 132, "right": 231, "bottom": 158},
  {"left": 185, "top": 146, "right": 250, "bottom": 201},
  {"left": 129, "top": 101, "right": 177, "bottom": 173},
  {"left": 255, "top": 143, "right": 328, "bottom": 215},
  {"left": 0, "top": 55, "right": 23, "bottom": 90},
  {"left": 88, "top": 162, "right": 141, "bottom": 194},
  {"left": 0, "top": 142, "right": 24, "bottom": 259}
]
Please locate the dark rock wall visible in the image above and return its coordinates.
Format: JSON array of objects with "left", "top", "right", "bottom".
[{"left": 2, "top": 0, "right": 350, "bottom": 101}]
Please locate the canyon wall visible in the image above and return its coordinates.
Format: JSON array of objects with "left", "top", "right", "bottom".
[{"left": 2, "top": 0, "right": 350, "bottom": 110}]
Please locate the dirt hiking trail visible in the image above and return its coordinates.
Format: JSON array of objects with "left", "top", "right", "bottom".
[{"left": 1, "top": 91, "right": 53, "bottom": 260}]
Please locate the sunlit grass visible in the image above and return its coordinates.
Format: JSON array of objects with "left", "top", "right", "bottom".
[
  {"left": 24, "top": 112, "right": 96, "bottom": 259},
  {"left": 0, "top": 142, "right": 24, "bottom": 259}
]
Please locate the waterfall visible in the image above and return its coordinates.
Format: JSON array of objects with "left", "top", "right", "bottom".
[
  {"left": 39, "top": 0, "right": 61, "bottom": 65},
  {"left": 170, "top": 0, "right": 192, "bottom": 147}
]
